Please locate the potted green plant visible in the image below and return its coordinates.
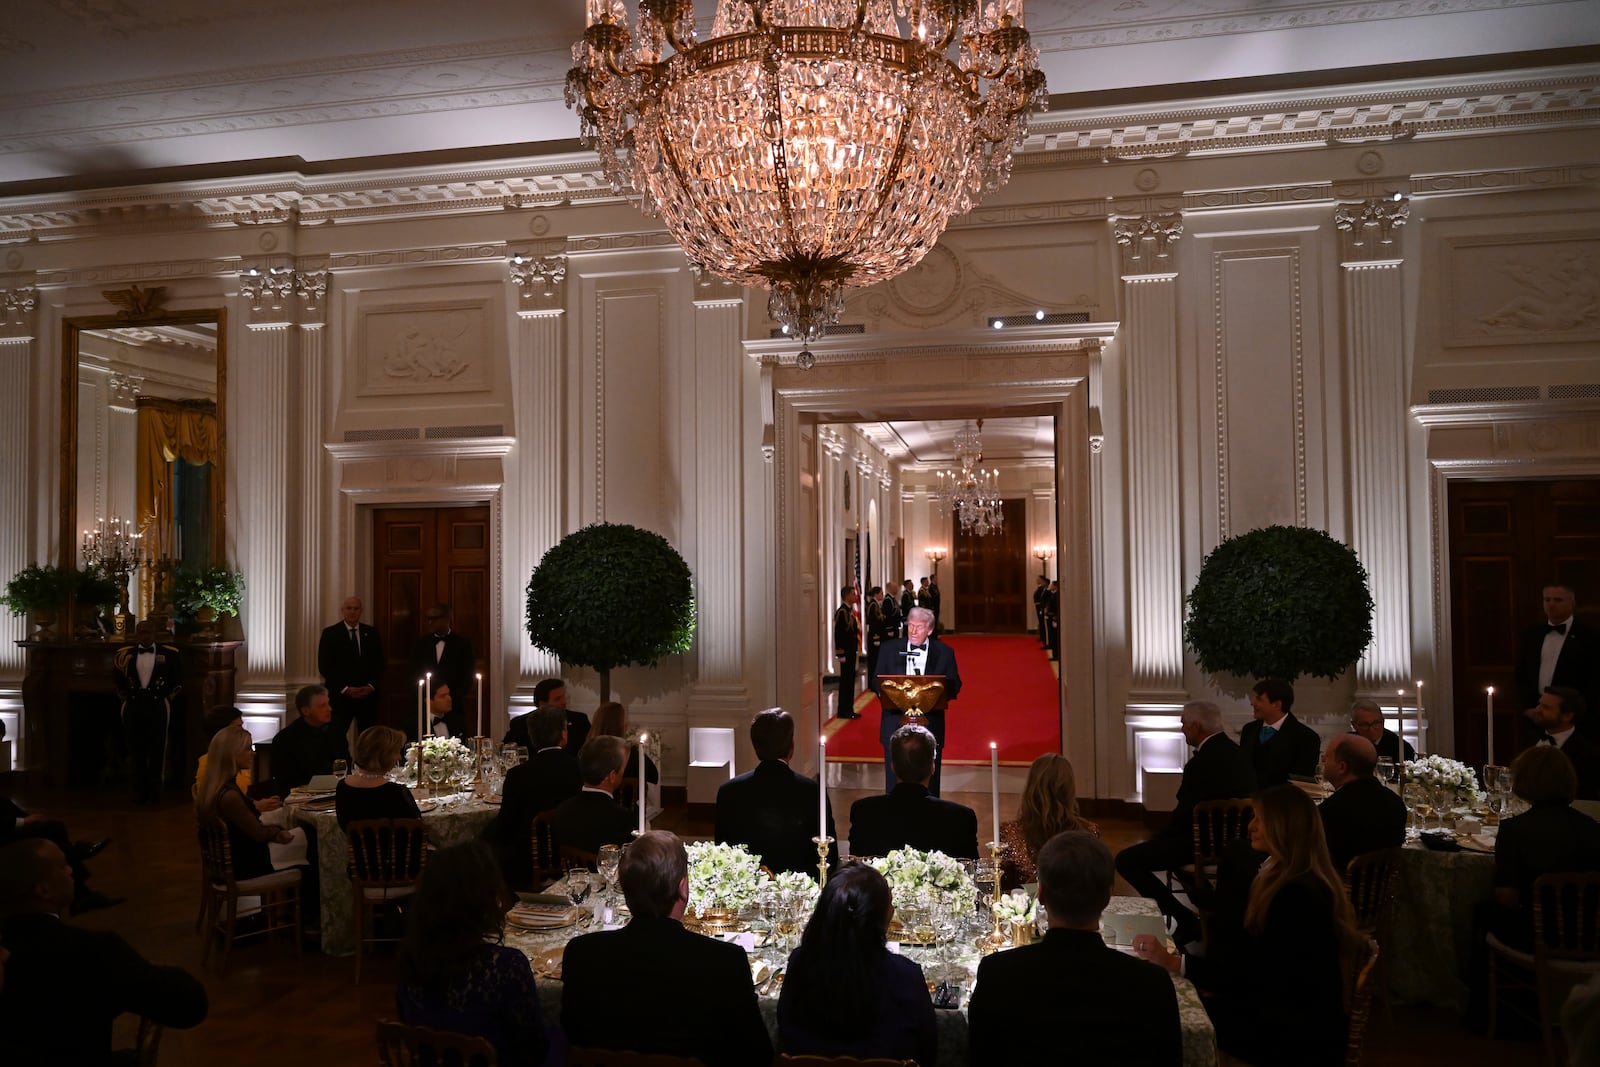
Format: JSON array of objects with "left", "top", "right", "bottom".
[
  {"left": 525, "top": 522, "right": 697, "bottom": 701},
  {"left": 1183, "top": 525, "right": 1375, "bottom": 684},
  {"left": 74, "top": 564, "right": 122, "bottom": 636},
  {"left": 1, "top": 563, "right": 76, "bottom": 638},
  {"left": 171, "top": 564, "right": 245, "bottom": 639}
]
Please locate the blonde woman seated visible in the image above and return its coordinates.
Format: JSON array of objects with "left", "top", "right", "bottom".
[
  {"left": 590, "top": 701, "right": 659, "bottom": 811},
  {"left": 192, "top": 706, "right": 279, "bottom": 811},
  {"left": 336, "top": 726, "right": 422, "bottom": 830},
  {"left": 196, "top": 723, "right": 295, "bottom": 880},
  {"left": 1000, "top": 753, "right": 1098, "bottom": 891}
]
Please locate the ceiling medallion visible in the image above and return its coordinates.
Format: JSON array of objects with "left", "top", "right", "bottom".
[{"left": 567, "top": 0, "right": 1046, "bottom": 364}]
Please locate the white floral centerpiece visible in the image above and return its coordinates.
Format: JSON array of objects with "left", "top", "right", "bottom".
[
  {"left": 405, "top": 736, "right": 473, "bottom": 786},
  {"left": 686, "top": 841, "right": 765, "bottom": 917},
  {"left": 869, "top": 847, "right": 978, "bottom": 919},
  {"left": 769, "top": 869, "right": 822, "bottom": 911},
  {"left": 1403, "top": 754, "right": 1483, "bottom": 808},
  {"left": 993, "top": 889, "right": 1036, "bottom": 926}
]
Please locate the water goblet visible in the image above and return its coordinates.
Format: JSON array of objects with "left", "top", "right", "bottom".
[
  {"left": 331, "top": 759, "right": 347, "bottom": 782},
  {"left": 426, "top": 759, "right": 447, "bottom": 796},
  {"left": 567, "top": 870, "right": 594, "bottom": 925},
  {"left": 597, "top": 844, "right": 623, "bottom": 908}
]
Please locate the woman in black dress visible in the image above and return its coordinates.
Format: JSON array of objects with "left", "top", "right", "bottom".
[
  {"left": 196, "top": 723, "right": 292, "bottom": 879},
  {"left": 336, "top": 726, "right": 422, "bottom": 829}
]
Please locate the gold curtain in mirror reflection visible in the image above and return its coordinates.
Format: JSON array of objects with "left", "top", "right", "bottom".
[{"left": 136, "top": 397, "right": 219, "bottom": 609}]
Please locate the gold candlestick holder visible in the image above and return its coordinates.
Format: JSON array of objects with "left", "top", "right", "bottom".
[
  {"left": 813, "top": 836, "right": 833, "bottom": 888},
  {"left": 978, "top": 840, "right": 1008, "bottom": 955}
]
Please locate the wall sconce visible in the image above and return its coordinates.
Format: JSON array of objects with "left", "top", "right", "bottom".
[
  {"left": 924, "top": 546, "right": 947, "bottom": 579},
  {"left": 1033, "top": 544, "right": 1054, "bottom": 575},
  {"left": 510, "top": 253, "right": 567, "bottom": 302}
]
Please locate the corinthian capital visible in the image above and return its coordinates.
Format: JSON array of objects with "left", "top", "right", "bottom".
[
  {"left": 1335, "top": 196, "right": 1409, "bottom": 263},
  {"left": 1114, "top": 214, "right": 1183, "bottom": 277},
  {"left": 510, "top": 253, "right": 566, "bottom": 309}
]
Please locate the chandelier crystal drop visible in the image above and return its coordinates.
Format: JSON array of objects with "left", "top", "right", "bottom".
[
  {"left": 566, "top": 0, "right": 1046, "bottom": 347},
  {"left": 935, "top": 418, "right": 1005, "bottom": 536}
]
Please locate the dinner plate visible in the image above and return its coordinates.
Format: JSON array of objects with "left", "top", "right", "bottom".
[
  {"left": 507, "top": 903, "right": 580, "bottom": 931},
  {"left": 287, "top": 791, "right": 335, "bottom": 804},
  {"left": 416, "top": 800, "right": 439, "bottom": 814},
  {"left": 300, "top": 797, "right": 338, "bottom": 813},
  {"left": 533, "top": 946, "right": 565, "bottom": 980},
  {"left": 483, "top": 794, "right": 502, "bottom": 805}
]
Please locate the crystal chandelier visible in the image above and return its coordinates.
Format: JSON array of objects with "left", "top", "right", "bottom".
[
  {"left": 567, "top": 0, "right": 1046, "bottom": 361},
  {"left": 935, "top": 419, "right": 1005, "bottom": 536}
]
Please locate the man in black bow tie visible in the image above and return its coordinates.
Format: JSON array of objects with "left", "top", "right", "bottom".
[
  {"left": 1514, "top": 583, "right": 1599, "bottom": 746},
  {"left": 1524, "top": 686, "right": 1600, "bottom": 800},
  {"left": 113, "top": 620, "right": 184, "bottom": 805},
  {"left": 873, "top": 606, "right": 962, "bottom": 795}
]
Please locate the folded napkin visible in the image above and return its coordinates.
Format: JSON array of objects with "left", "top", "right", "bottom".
[{"left": 269, "top": 826, "right": 308, "bottom": 870}]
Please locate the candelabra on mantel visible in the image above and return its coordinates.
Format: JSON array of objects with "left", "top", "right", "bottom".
[{"left": 81, "top": 517, "right": 142, "bottom": 641}]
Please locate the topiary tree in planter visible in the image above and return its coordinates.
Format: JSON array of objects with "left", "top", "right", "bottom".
[
  {"left": 1, "top": 563, "right": 76, "bottom": 637},
  {"left": 525, "top": 522, "right": 696, "bottom": 701},
  {"left": 1183, "top": 525, "right": 1375, "bottom": 683}
]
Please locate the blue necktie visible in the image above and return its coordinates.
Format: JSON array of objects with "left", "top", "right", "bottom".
[{"left": 1259, "top": 725, "right": 1278, "bottom": 743}]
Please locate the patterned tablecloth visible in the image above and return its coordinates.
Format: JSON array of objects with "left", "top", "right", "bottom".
[
  {"left": 506, "top": 890, "right": 1218, "bottom": 1067},
  {"left": 1387, "top": 837, "right": 1496, "bottom": 1011},
  {"left": 289, "top": 790, "right": 499, "bottom": 956}
]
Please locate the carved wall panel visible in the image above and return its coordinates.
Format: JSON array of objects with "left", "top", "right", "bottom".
[
  {"left": 358, "top": 302, "right": 489, "bottom": 395},
  {"left": 1444, "top": 235, "right": 1600, "bottom": 347}
]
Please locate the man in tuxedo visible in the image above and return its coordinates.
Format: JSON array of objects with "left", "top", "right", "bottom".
[
  {"left": 505, "top": 678, "right": 590, "bottom": 756},
  {"left": 1239, "top": 678, "right": 1321, "bottom": 787},
  {"left": 898, "top": 579, "right": 916, "bottom": 634},
  {"left": 873, "top": 606, "right": 962, "bottom": 794},
  {"left": 1515, "top": 583, "right": 1599, "bottom": 745},
  {"left": 316, "top": 595, "right": 385, "bottom": 742},
  {"left": 833, "top": 585, "right": 862, "bottom": 719},
  {"left": 0, "top": 839, "right": 208, "bottom": 1064},
  {"left": 553, "top": 735, "right": 635, "bottom": 854},
  {"left": 1318, "top": 734, "right": 1407, "bottom": 871},
  {"left": 490, "top": 706, "right": 581, "bottom": 887},
  {"left": 113, "top": 619, "right": 184, "bottom": 804},
  {"left": 926, "top": 576, "right": 942, "bottom": 633},
  {"left": 269, "top": 685, "right": 350, "bottom": 797},
  {"left": 1033, "top": 575, "right": 1049, "bottom": 647},
  {"left": 968, "top": 831, "right": 1181, "bottom": 1067},
  {"left": 561, "top": 831, "right": 771, "bottom": 1067},
  {"left": 1114, "top": 700, "right": 1255, "bottom": 944},
  {"left": 1526, "top": 686, "right": 1600, "bottom": 800},
  {"left": 849, "top": 724, "right": 979, "bottom": 858},
  {"left": 410, "top": 603, "right": 475, "bottom": 723},
  {"left": 1350, "top": 698, "right": 1414, "bottom": 764},
  {"left": 425, "top": 683, "right": 461, "bottom": 738},
  {"left": 714, "top": 708, "right": 838, "bottom": 877},
  {"left": 864, "top": 585, "right": 895, "bottom": 694}
]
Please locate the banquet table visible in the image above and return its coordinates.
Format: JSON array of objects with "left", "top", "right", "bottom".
[
  {"left": 506, "top": 890, "right": 1219, "bottom": 1067},
  {"left": 1386, "top": 834, "right": 1496, "bottom": 1011},
  {"left": 289, "top": 789, "right": 499, "bottom": 956}
]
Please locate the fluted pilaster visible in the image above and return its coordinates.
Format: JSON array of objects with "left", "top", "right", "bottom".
[
  {"left": 0, "top": 331, "right": 34, "bottom": 676},
  {"left": 235, "top": 319, "right": 290, "bottom": 686},
  {"left": 511, "top": 308, "right": 564, "bottom": 687},
  {"left": 290, "top": 309, "right": 326, "bottom": 684}
]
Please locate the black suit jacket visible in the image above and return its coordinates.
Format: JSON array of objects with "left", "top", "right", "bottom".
[
  {"left": 317, "top": 621, "right": 385, "bottom": 697},
  {"left": 874, "top": 636, "right": 962, "bottom": 748},
  {"left": 561, "top": 915, "right": 772, "bottom": 1067},
  {"left": 553, "top": 788, "right": 635, "bottom": 855},
  {"left": 411, "top": 630, "right": 476, "bottom": 725},
  {"left": 968, "top": 927, "right": 1181, "bottom": 1067},
  {"left": 1372, "top": 727, "right": 1415, "bottom": 763},
  {"left": 269, "top": 715, "right": 351, "bottom": 796},
  {"left": 1239, "top": 713, "right": 1322, "bottom": 787},
  {"left": 492, "top": 747, "right": 582, "bottom": 887},
  {"left": 1155, "top": 732, "right": 1256, "bottom": 847},
  {"left": 1551, "top": 731, "right": 1600, "bottom": 801},
  {"left": 715, "top": 759, "right": 838, "bottom": 876},
  {"left": 112, "top": 642, "right": 183, "bottom": 703},
  {"left": 849, "top": 782, "right": 979, "bottom": 859},
  {"left": 563, "top": 710, "right": 591, "bottom": 756},
  {"left": 1515, "top": 618, "right": 1600, "bottom": 717},
  {"left": 1318, "top": 775, "right": 1407, "bottom": 871},
  {"left": 0, "top": 911, "right": 208, "bottom": 1066}
]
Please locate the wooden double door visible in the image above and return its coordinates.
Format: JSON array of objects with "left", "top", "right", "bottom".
[
  {"left": 370, "top": 506, "right": 492, "bottom": 735},
  {"left": 951, "top": 498, "right": 1029, "bottom": 632}
]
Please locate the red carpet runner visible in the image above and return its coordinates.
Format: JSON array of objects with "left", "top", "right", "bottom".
[{"left": 824, "top": 634, "right": 1062, "bottom": 766}]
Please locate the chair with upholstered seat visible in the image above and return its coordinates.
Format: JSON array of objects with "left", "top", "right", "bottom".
[
  {"left": 347, "top": 818, "right": 428, "bottom": 984},
  {"left": 1185, "top": 798, "right": 1255, "bottom": 895},
  {"left": 1531, "top": 872, "right": 1600, "bottom": 1067},
  {"left": 1345, "top": 848, "right": 1402, "bottom": 1022},
  {"left": 197, "top": 819, "right": 302, "bottom": 966},
  {"left": 376, "top": 1019, "right": 497, "bottom": 1066},
  {"left": 567, "top": 1050, "right": 705, "bottom": 1067},
  {"left": 530, "top": 808, "right": 562, "bottom": 888}
]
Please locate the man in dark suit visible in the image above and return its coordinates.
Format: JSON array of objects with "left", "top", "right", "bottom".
[
  {"left": 1033, "top": 575, "right": 1049, "bottom": 646},
  {"left": 553, "top": 735, "right": 635, "bottom": 854},
  {"left": 490, "top": 706, "right": 582, "bottom": 887},
  {"left": 1114, "top": 700, "right": 1256, "bottom": 944},
  {"left": 0, "top": 838, "right": 208, "bottom": 1064},
  {"left": 1526, "top": 686, "right": 1600, "bottom": 800},
  {"left": 424, "top": 683, "right": 463, "bottom": 739},
  {"left": 714, "top": 708, "right": 838, "bottom": 877},
  {"left": 113, "top": 619, "right": 184, "bottom": 804},
  {"left": 410, "top": 603, "right": 475, "bottom": 728},
  {"left": 316, "top": 595, "right": 386, "bottom": 741},
  {"left": 269, "top": 685, "right": 350, "bottom": 797},
  {"left": 1515, "top": 583, "right": 1600, "bottom": 745},
  {"left": 926, "top": 576, "right": 942, "bottom": 633},
  {"left": 898, "top": 579, "right": 916, "bottom": 635},
  {"left": 849, "top": 724, "right": 979, "bottom": 858},
  {"left": 873, "top": 605, "right": 962, "bottom": 794},
  {"left": 864, "top": 585, "right": 893, "bottom": 695},
  {"left": 1350, "top": 698, "right": 1414, "bottom": 764},
  {"left": 504, "top": 679, "right": 590, "bottom": 756},
  {"left": 833, "top": 585, "right": 862, "bottom": 719},
  {"left": 561, "top": 830, "right": 771, "bottom": 1067},
  {"left": 0, "top": 797, "right": 118, "bottom": 913},
  {"left": 969, "top": 831, "right": 1181, "bottom": 1067},
  {"left": 1239, "top": 678, "right": 1321, "bottom": 787},
  {"left": 1318, "top": 735, "right": 1407, "bottom": 871}
]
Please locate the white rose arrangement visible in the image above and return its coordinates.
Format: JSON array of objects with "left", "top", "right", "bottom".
[
  {"left": 869, "top": 847, "right": 979, "bottom": 918},
  {"left": 769, "top": 869, "right": 822, "bottom": 911},
  {"left": 686, "top": 841, "right": 765, "bottom": 916},
  {"left": 405, "top": 736, "right": 472, "bottom": 785},
  {"left": 993, "top": 889, "right": 1036, "bottom": 925},
  {"left": 1403, "top": 755, "right": 1484, "bottom": 807}
]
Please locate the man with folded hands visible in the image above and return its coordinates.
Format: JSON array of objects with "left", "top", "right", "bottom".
[
  {"left": 715, "top": 708, "right": 838, "bottom": 877},
  {"left": 561, "top": 830, "right": 772, "bottom": 1067},
  {"left": 1318, "top": 734, "right": 1407, "bottom": 871},
  {"left": 848, "top": 723, "right": 979, "bottom": 859},
  {"left": 552, "top": 735, "right": 634, "bottom": 855},
  {"left": 489, "top": 706, "right": 582, "bottom": 887},
  {"left": 968, "top": 831, "right": 1181, "bottom": 1066}
]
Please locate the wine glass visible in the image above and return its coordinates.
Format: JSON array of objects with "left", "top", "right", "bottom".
[
  {"left": 566, "top": 870, "right": 594, "bottom": 926},
  {"left": 1401, "top": 781, "right": 1424, "bottom": 836},
  {"left": 597, "top": 844, "right": 622, "bottom": 909},
  {"left": 331, "top": 759, "right": 347, "bottom": 783},
  {"left": 426, "top": 759, "right": 447, "bottom": 796}
]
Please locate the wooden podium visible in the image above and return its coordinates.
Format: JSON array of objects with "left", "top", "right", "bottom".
[{"left": 878, "top": 675, "right": 950, "bottom": 719}]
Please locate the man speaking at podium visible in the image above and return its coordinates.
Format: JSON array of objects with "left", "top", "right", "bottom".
[{"left": 874, "top": 606, "right": 962, "bottom": 796}]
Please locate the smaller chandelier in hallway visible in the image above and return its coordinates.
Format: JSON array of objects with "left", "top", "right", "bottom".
[
  {"left": 936, "top": 419, "right": 1004, "bottom": 536},
  {"left": 566, "top": 0, "right": 1046, "bottom": 352}
]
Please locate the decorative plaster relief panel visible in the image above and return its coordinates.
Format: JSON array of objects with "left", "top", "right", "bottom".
[
  {"left": 359, "top": 302, "right": 489, "bottom": 395},
  {"left": 1444, "top": 234, "right": 1600, "bottom": 347}
]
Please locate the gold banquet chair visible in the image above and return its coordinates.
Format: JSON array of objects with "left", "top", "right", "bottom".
[
  {"left": 1345, "top": 937, "right": 1381, "bottom": 1066},
  {"left": 1531, "top": 872, "right": 1600, "bottom": 1067},
  {"left": 1344, "top": 847, "right": 1402, "bottom": 1022},
  {"left": 196, "top": 819, "right": 302, "bottom": 966},
  {"left": 530, "top": 808, "right": 563, "bottom": 888},
  {"left": 346, "top": 818, "right": 429, "bottom": 984},
  {"left": 376, "top": 1019, "right": 496, "bottom": 1067}
]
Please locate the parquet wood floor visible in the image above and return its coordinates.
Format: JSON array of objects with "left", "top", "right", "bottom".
[{"left": 5, "top": 780, "right": 1538, "bottom": 1066}]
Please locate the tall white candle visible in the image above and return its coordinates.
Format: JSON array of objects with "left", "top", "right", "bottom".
[
  {"left": 425, "top": 672, "right": 433, "bottom": 737},
  {"left": 1415, "top": 680, "right": 1425, "bottom": 754},
  {"left": 475, "top": 672, "right": 483, "bottom": 738},
  {"left": 819, "top": 734, "right": 828, "bottom": 839},
  {"left": 1397, "top": 689, "right": 1405, "bottom": 757},
  {"left": 416, "top": 679, "right": 425, "bottom": 745},
  {"left": 638, "top": 733, "right": 648, "bottom": 835},
  {"left": 1486, "top": 686, "right": 1495, "bottom": 768},
  {"left": 990, "top": 742, "right": 1000, "bottom": 845}
]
